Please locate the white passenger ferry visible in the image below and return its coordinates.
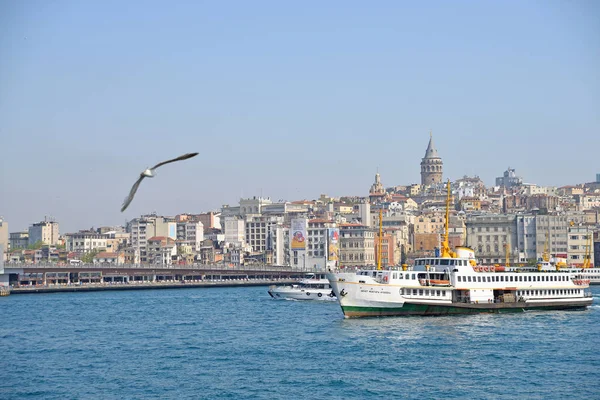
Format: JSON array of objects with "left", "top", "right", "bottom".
[
  {"left": 327, "top": 182, "right": 593, "bottom": 318},
  {"left": 328, "top": 246, "right": 593, "bottom": 318},
  {"left": 268, "top": 273, "right": 336, "bottom": 301}
]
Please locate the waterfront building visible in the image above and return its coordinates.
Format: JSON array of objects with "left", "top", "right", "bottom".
[
  {"left": 147, "top": 236, "right": 176, "bottom": 266},
  {"left": 374, "top": 230, "right": 396, "bottom": 267},
  {"left": 245, "top": 215, "right": 284, "bottom": 253},
  {"left": 28, "top": 219, "right": 59, "bottom": 246},
  {"left": 0, "top": 217, "right": 8, "bottom": 253},
  {"left": 176, "top": 220, "right": 204, "bottom": 251},
  {"left": 530, "top": 213, "right": 584, "bottom": 261},
  {"left": 223, "top": 216, "right": 246, "bottom": 247},
  {"left": 65, "top": 231, "right": 108, "bottom": 253},
  {"left": 127, "top": 214, "right": 176, "bottom": 263},
  {"left": 467, "top": 212, "right": 587, "bottom": 265},
  {"left": 567, "top": 226, "right": 594, "bottom": 267},
  {"left": 270, "top": 224, "right": 290, "bottom": 266},
  {"left": 339, "top": 223, "right": 375, "bottom": 267},
  {"left": 420, "top": 133, "right": 443, "bottom": 185},
  {"left": 9, "top": 231, "right": 28, "bottom": 250},
  {"left": 104, "top": 231, "right": 130, "bottom": 253},
  {"left": 466, "top": 214, "right": 518, "bottom": 265},
  {"left": 305, "top": 219, "right": 338, "bottom": 270}
]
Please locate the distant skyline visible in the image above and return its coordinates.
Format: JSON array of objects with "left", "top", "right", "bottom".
[{"left": 1, "top": 1, "right": 599, "bottom": 232}]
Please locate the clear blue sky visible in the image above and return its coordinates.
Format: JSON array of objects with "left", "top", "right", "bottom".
[{"left": 1, "top": 0, "right": 598, "bottom": 233}]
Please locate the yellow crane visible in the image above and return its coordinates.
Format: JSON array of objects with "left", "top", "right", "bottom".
[
  {"left": 542, "top": 232, "right": 550, "bottom": 262},
  {"left": 440, "top": 179, "right": 456, "bottom": 258},
  {"left": 504, "top": 243, "right": 510, "bottom": 268},
  {"left": 583, "top": 232, "right": 592, "bottom": 269},
  {"left": 377, "top": 208, "right": 383, "bottom": 270}
]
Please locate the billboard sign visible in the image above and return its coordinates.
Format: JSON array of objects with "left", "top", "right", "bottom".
[
  {"left": 328, "top": 228, "right": 340, "bottom": 261},
  {"left": 291, "top": 218, "right": 306, "bottom": 250}
]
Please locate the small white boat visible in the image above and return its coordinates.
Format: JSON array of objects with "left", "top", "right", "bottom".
[{"left": 268, "top": 273, "right": 336, "bottom": 301}]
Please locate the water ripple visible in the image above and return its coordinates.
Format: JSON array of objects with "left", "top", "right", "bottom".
[{"left": 0, "top": 287, "right": 598, "bottom": 399}]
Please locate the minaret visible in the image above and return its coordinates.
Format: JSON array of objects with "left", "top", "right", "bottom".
[{"left": 420, "top": 131, "right": 443, "bottom": 185}]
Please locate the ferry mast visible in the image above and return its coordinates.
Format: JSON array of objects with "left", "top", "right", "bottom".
[
  {"left": 377, "top": 208, "right": 383, "bottom": 270},
  {"left": 440, "top": 179, "right": 456, "bottom": 258}
]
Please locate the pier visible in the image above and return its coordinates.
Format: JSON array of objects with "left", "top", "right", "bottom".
[{"left": 1, "top": 263, "right": 317, "bottom": 295}]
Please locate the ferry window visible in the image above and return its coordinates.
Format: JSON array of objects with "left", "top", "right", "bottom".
[
  {"left": 487, "top": 277, "right": 491, "bottom": 282},
  {"left": 500, "top": 276, "right": 504, "bottom": 282},
  {"left": 399, "top": 273, "right": 403, "bottom": 279},
  {"left": 440, "top": 259, "right": 450, "bottom": 265},
  {"left": 412, "top": 274, "right": 416, "bottom": 280},
  {"left": 419, "top": 290, "right": 424, "bottom": 296},
  {"left": 425, "top": 290, "right": 430, "bottom": 296},
  {"left": 458, "top": 276, "right": 462, "bottom": 282},
  {"left": 436, "top": 290, "right": 441, "bottom": 296},
  {"left": 393, "top": 273, "right": 397, "bottom": 279},
  {"left": 467, "top": 276, "right": 471, "bottom": 282},
  {"left": 477, "top": 277, "right": 481, "bottom": 282},
  {"left": 413, "top": 289, "right": 417, "bottom": 295}
]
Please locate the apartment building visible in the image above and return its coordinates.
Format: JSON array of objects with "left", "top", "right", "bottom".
[
  {"left": 176, "top": 220, "right": 204, "bottom": 251},
  {"left": 339, "top": 224, "right": 375, "bottom": 267},
  {"left": 567, "top": 226, "right": 594, "bottom": 267},
  {"left": 0, "top": 217, "right": 7, "bottom": 253},
  {"left": 9, "top": 231, "right": 28, "bottom": 250},
  {"left": 245, "top": 215, "right": 284, "bottom": 253},
  {"left": 128, "top": 214, "right": 176, "bottom": 263},
  {"left": 466, "top": 214, "right": 517, "bottom": 265},
  {"left": 147, "top": 236, "right": 176, "bottom": 266},
  {"left": 28, "top": 220, "right": 59, "bottom": 245},
  {"left": 65, "top": 231, "right": 108, "bottom": 253}
]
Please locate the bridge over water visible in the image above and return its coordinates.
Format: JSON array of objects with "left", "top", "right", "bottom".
[{"left": 2, "top": 263, "right": 324, "bottom": 288}]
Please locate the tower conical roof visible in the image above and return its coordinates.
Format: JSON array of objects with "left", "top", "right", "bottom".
[{"left": 423, "top": 133, "right": 440, "bottom": 159}]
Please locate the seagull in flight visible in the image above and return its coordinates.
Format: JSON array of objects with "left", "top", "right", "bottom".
[{"left": 121, "top": 152, "right": 199, "bottom": 212}]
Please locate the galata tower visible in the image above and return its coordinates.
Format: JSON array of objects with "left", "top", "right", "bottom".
[{"left": 420, "top": 132, "right": 443, "bottom": 185}]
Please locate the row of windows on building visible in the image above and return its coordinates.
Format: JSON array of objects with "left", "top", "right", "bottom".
[
  {"left": 340, "top": 253, "right": 374, "bottom": 261},
  {"left": 341, "top": 242, "right": 373, "bottom": 248},
  {"left": 457, "top": 274, "right": 570, "bottom": 283}
]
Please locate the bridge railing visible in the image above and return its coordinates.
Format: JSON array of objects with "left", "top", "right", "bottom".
[{"left": 4, "top": 262, "right": 328, "bottom": 273}]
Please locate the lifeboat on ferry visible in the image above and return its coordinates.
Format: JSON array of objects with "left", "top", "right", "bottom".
[
  {"left": 494, "top": 265, "right": 505, "bottom": 272},
  {"left": 573, "top": 279, "right": 590, "bottom": 286},
  {"left": 429, "top": 279, "right": 451, "bottom": 286}
]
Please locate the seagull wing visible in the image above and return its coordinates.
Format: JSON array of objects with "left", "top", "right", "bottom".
[
  {"left": 121, "top": 175, "right": 146, "bottom": 212},
  {"left": 150, "top": 152, "right": 199, "bottom": 170}
]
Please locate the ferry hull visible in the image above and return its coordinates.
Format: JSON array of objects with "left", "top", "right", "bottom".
[{"left": 340, "top": 299, "right": 593, "bottom": 318}]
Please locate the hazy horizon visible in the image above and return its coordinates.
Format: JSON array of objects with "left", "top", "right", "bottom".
[{"left": 1, "top": 1, "right": 598, "bottom": 233}]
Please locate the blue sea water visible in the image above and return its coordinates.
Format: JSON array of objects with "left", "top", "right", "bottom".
[{"left": 1, "top": 287, "right": 599, "bottom": 400}]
